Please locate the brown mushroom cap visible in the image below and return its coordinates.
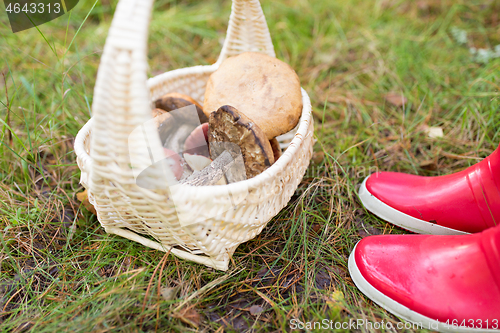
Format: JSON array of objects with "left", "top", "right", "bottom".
[
  {"left": 162, "top": 148, "right": 183, "bottom": 180},
  {"left": 208, "top": 105, "right": 274, "bottom": 180},
  {"left": 153, "top": 108, "right": 199, "bottom": 154},
  {"left": 203, "top": 52, "right": 302, "bottom": 140},
  {"left": 152, "top": 108, "right": 166, "bottom": 118},
  {"left": 184, "top": 123, "right": 209, "bottom": 157},
  {"left": 155, "top": 92, "right": 208, "bottom": 123},
  {"left": 269, "top": 138, "right": 282, "bottom": 162}
]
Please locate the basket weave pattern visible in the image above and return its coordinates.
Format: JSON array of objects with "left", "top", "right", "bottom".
[{"left": 74, "top": 0, "right": 314, "bottom": 271}]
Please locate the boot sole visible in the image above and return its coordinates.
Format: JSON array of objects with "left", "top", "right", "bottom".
[
  {"left": 359, "top": 176, "right": 469, "bottom": 235},
  {"left": 348, "top": 243, "right": 499, "bottom": 332}
]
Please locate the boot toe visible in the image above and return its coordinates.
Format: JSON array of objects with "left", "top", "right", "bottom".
[
  {"left": 365, "top": 172, "right": 430, "bottom": 217},
  {"left": 352, "top": 234, "right": 500, "bottom": 328},
  {"left": 363, "top": 172, "right": 488, "bottom": 233}
]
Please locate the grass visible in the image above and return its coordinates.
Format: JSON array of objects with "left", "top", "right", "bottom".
[{"left": 0, "top": 0, "right": 499, "bottom": 331}]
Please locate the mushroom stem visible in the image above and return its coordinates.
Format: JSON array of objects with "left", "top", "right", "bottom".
[{"left": 180, "top": 151, "right": 234, "bottom": 186}]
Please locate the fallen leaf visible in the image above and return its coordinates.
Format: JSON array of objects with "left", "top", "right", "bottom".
[
  {"left": 75, "top": 191, "right": 86, "bottom": 202},
  {"left": 384, "top": 92, "right": 407, "bottom": 107},
  {"left": 161, "top": 286, "right": 179, "bottom": 301},
  {"left": 249, "top": 305, "right": 263, "bottom": 316},
  {"left": 175, "top": 307, "right": 201, "bottom": 328},
  {"left": 426, "top": 126, "right": 444, "bottom": 138},
  {"left": 331, "top": 290, "right": 344, "bottom": 301},
  {"left": 312, "top": 223, "right": 322, "bottom": 234},
  {"left": 419, "top": 159, "right": 438, "bottom": 171},
  {"left": 314, "top": 268, "right": 332, "bottom": 290},
  {"left": 326, "top": 290, "right": 345, "bottom": 312},
  {"left": 76, "top": 190, "right": 96, "bottom": 215}
]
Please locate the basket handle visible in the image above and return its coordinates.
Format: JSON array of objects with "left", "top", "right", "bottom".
[
  {"left": 89, "top": 0, "right": 275, "bottom": 192},
  {"left": 217, "top": 0, "right": 276, "bottom": 65},
  {"left": 89, "top": 0, "right": 168, "bottom": 195}
]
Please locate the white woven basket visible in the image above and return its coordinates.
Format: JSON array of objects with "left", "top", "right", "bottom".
[{"left": 74, "top": 0, "right": 314, "bottom": 271}]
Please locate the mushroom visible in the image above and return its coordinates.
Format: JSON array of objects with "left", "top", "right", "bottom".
[
  {"left": 269, "top": 138, "right": 282, "bottom": 162},
  {"left": 208, "top": 105, "right": 274, "bottom": 180},
  {"left": 183, "top": 153, "right": 227, "bottom": 185},
  {"left": 163, "top": 148, "right": 183, "bottom": 180},
  {"left": 203, "top": 52, "right": 302, "bottom": 140},
  {"left": 152, "top": 107, "right": 199, "bottom": 154},
  {"left": 135, "top": 147, "right": 184, "bottom": 189},
  {"left": 184, "top": 153, "right": 211, "bottom": 171},
  {"left": 152, "top": 108, "right": 166, "bottom": 118},
  {"left": 155, "top": 92, "right": 208, "bottom": 124},
  {"left": 181, "top": 151, "right": 233, "bottom": 186},
  {"left": 183, "top": 123, "right": 209, "bottom": 157}
]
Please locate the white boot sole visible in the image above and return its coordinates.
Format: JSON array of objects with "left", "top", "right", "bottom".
[
  {"left": 348, "top": 243, "right": 499, "bottom": 332},
  {"left": 358, "top": 176, "right": 469, "bottom": 235}
]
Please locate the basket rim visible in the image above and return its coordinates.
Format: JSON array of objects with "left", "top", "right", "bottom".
[{"left": 75, "top": 65, "right": 313, "bottom": 197}]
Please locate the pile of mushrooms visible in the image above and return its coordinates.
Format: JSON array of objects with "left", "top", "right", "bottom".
[{"left": 152, "top": 52, "right": 302, "bottom": 186}]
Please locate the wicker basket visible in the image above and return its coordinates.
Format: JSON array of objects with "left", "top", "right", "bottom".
[{"left": 74, "top": 0, "right": 314, "bottom": 271}]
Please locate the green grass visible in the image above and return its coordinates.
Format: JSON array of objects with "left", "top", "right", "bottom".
[{"left": 0, "top": 0, "right": 499, "bottom": 331}]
